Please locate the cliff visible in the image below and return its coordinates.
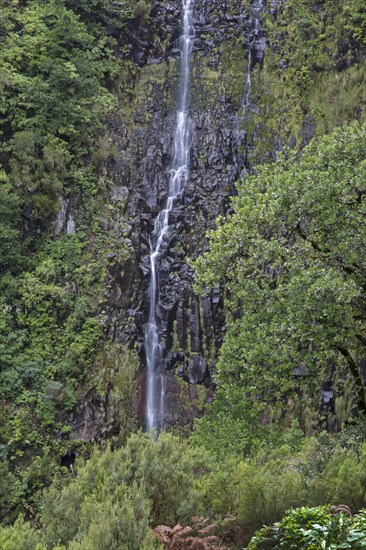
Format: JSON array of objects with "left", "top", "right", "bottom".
[{"left": 0, "top": 0, "right": 365, "bottom": 522}]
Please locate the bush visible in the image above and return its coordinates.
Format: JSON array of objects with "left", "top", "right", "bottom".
[
  {"left": 42, "top": 432, "right": 210, "bottom": 547},
  {"left": 310, "top": 443, "right": 366, "bottom": 512},
  {"left": 0, "top": 518, "right": 46, "bottom": 550},
  {"left": 247, "top": 506, "right": 366, "bottom": 549}
]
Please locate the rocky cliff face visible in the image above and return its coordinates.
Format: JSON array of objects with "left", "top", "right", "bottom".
[
  {"left": 98, "top": 0, "right": 267, "bottom": 428},
  {"left": 71, "top": 0, "right": 366, "bottom": 436}
]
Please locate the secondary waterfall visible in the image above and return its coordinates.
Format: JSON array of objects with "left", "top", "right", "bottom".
[
  {"left": 235, "top": 0, "right": 263, "bottom": 177},
  {"left": 237, "top": 0, "right": 263, "bottom": 131},
  {"left": 145, "top": 0, "right": 194, "bottom": 432}
]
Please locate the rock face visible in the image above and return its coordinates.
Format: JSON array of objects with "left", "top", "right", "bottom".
[
  {"left": 101, "top": 0, "right": 267, "bottom": 429},
  {"left": 66, "top": 0, "right": 365, "bottom": 435}
]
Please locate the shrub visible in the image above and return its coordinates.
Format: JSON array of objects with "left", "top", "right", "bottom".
[{"left": 247, "top": 506, "right": 366, "bottom": 549}]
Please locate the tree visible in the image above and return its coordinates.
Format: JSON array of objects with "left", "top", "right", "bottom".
[
  {"left": 194, "top": 122, "right": 366, "bottom": 426},
  {"left": 0, "top": 0, "right": 137, "bottom": 521},
  {"left": 0, "top": 518, "right": 46, "bottom": 550},
  {"left": 0, "top": 171, "right": 23, "bottom": 274},
  {"left": 0, "top": 0, "right": 118, "bottom": 229}
]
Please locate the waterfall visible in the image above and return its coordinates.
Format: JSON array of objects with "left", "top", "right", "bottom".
[
  {"left": 235, "top": 0, "right": 263, "bottom": 176},
  {"left": 238, "top": 0, "right": 263, "bottom": 131},
  {"left": 145, "top": 0, "right": 194, "bottom": 433}
]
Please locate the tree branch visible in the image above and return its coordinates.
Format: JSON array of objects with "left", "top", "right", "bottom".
[
  {"left": 356, "top": 334, "right": 366, "bottom": 347},
  {"left": 337, "top": 344, "right": 366, "bottom": 412}
]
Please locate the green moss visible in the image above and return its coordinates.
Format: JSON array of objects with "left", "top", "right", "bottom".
[
  {"left": 175, "top": 377, "right": 208, "bottom": 414},
  {"left": 191, "top": 32, "right": 247, "bottom": 112},
  {"left": 121, "top": 60, "right": 177, "bottom": 126},
  {"left": 244, "top": 0, "right": 366, "bottom": 164}
]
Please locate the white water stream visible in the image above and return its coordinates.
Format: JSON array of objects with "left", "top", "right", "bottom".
[
  {"left": 238, "top": 0, "right": 263, "bottom": 129},
  {"left": 145, "top": 0, "right": 194, "bottom": 432}
]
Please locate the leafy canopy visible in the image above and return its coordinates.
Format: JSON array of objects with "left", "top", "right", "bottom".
[
  {"left": 194, "top": 122, "right": 366, "bottom": 432},
  {"left": 247, "top": 506, "right": 366, "bottom": 549}
]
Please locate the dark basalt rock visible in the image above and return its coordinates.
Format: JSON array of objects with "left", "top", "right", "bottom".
[
  {"left": 188, "top": 354, "right": 208, "bottom": 385},
  {"left": 302, "top": 116, "right": 317, "bottom": 146},
  {"left": 99, "top": 0, "right": 266, "bottom": 429}
]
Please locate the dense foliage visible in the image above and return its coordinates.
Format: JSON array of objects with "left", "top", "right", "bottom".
[
  {"left": 0, "top": 0, "right": 141, "bottom": 523},
  {"left": 249, "top": 0, "right": 366, "bottom": 163},
  {"left": 1, "top": 0, "right": 366, "bottom": 548},
  {"left": 193, "top": 122, "right": 366, "bottom": 454},
  {"left": 1, "top": 0, "right": 120, "bottom": 226},
  {"left": 247, "top": 507, "right": 366, "bottom": 549},
  {"left": 2, "top": 427, "right": 366, "bottom": 547}
]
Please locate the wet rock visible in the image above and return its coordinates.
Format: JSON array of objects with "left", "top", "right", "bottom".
[
  {"left": 189, "top": 299, "right": 201, "bottom": 353},
  {"left": 188, "top": 354, "right": 208, "bottom": 384},
  {"left": 66, "top": 213, "right": 76, "bottom": 235},
  {"left": 322, "top": 390, "right": 334, "bottom": 404},
  {"left": 166, "top": 351, "right": 184, "bottom": 371},
  {"left": 139, "top": 257, "right": 151, "bottom": 276},
  {"left": 111, "top": 186, "right": 129, "bottom": 203},
  {"left": 69, "top": 394, "right": 106, "bottom": 442},
  {"left": 102, "top": 0, "right": 266, "bottom": 430},
  {"left": 302, "top": 116, "right": 317, "bottom": 145}
]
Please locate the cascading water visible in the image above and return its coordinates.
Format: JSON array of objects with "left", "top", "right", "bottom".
[
  {"left": 237, "top": 0, "right": 263, "bottom": 131},
  {"left": 235, "top": 0, "right": 263, "bottom": 176},
  {"left": 145, "top": 0, "right": 194, "bottom": 433}
]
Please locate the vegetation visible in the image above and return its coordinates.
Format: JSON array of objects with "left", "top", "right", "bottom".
[
  {"left": 193, "top": 122, "right": 366, "bottom": 454},
  {"left": 247, "top": 0, "right": 366, "bottom": 164},
  {"left": 2, "top": 426, "right": 366, "bottom": 547},
  {"left": 247, "top": 507, "right": 366, "bottom": 549},
  {"left": 1, "top": 0, "right": 366, "bottom": 549},
  {"left": 0, "top": 0, "right": 138, "bottom": 524}
]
